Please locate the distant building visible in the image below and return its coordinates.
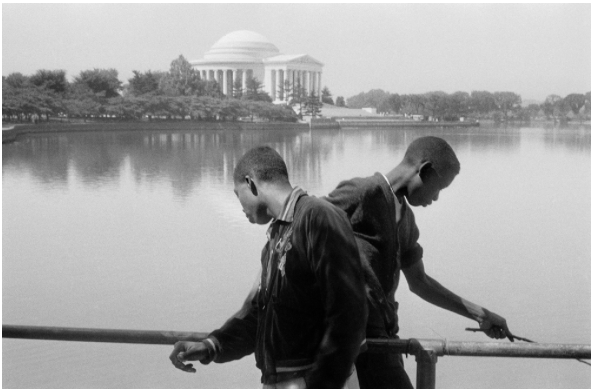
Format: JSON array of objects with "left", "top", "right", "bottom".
[
  {"left": 190, "top": 30, "right": 323, "bottom": 103},
  {"left": 362, "top": 107, "right": 377, "bottom": 114}
]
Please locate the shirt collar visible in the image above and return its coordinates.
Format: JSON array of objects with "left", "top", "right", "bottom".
[{"left": 276, "top": 186, "right": 307, "bottom": 223}]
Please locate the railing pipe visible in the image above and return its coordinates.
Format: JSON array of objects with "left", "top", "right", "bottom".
[
  {"left": 3, "top": 325, "right": 590, "bottom": 390},
  {"left": 367, "top": 338, "right": 591, "bottom": 360},
  {"left": 2, "top": 324, "right": 207, "bottom": 345},
  {"left": 415, "top": 348, "right": 437, "bottom": 389}
]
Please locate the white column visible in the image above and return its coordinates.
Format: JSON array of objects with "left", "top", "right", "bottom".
[
  {"left": 222, "top": 70, "right": 228, "bottom": 96},
  {"left": 278, "top": 69, "right": 284, "bottom": 101},
  {"left": 271, "top": 70, "right": 276, "bottom": 101},
  {"left": 232, "top": 70, "right": 238, "bottom": 97},
  {"left": 242, "top": 69, "right": 247, "bottom": 92},
  {"left": 318, "top": 72, "right": 322, "bottom": 99}
]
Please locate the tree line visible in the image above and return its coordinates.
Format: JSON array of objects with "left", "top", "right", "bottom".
[
  {"left": 2, "top": 55, "right": 325, "bottom": 124},
  {"left": 342, "top": 89, "right": 591, "bottom": 122}
]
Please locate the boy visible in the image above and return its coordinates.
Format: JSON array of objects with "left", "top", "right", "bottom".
[
  {"left": 169, "top": 146, "right": 367, "bottom": 388},
  {"left": 325, "top": 136, "right": 512, "bottom": 388}
]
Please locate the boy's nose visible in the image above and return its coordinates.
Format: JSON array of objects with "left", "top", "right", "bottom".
[{"left": 433, "top": 191, "right": 440, "bottom": 201}]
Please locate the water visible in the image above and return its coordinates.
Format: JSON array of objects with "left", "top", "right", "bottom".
[{"left": 2, "top": 125, "right": 590, "bottom": 388}]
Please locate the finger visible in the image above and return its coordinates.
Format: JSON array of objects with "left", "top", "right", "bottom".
[
  {"left": 170, "top": 355, "right": 196, "bottom": 373},
  {"left": 175, "top": 361, "right": 196, "bottom": 373},
  {"left": 495, "top": 327, "right": 505, "bottom": 339},
  {"left": 180, "top": 363, "right": 197, "bottom": 373},
  {"left": 503, "top": 325, "right": 515, "bottom": 342}
]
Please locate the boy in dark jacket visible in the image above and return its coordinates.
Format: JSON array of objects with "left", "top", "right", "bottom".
[
  {"left": 169, "top": 146, "right": 367, "bottom": 388},
  {"left": 325, "top": 136, "right": 513, "bottom": 388}
]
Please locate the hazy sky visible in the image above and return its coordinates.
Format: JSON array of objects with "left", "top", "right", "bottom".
[{"left": 2, "top": 3, "right": 590, "bottom": 102}]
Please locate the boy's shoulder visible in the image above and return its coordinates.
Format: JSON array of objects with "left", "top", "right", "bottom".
[
  {"left": 296, "top": 194, "right": 349, "bottom": 222},
  {"left": 329, "top": 173, "right": 387, "bottom": 199}
]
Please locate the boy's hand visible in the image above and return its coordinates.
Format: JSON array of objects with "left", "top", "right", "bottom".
[
  {"left": 169, "top": 341, "right": 209, "bottom": 373},
  {"left": 479, "top": 309, "right": 514, "bottom": 342}
]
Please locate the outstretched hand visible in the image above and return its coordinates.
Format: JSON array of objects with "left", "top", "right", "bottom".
[
  {"left": 169, "top": 341, "right": 209, "bottom": 373},
  {"left": 479, "top": 309, "right": 514, "bottom": 342}
]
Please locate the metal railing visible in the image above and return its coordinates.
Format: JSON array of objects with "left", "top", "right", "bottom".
[{"left": 3, "top": 324, "right": 590, "bottom": 388}]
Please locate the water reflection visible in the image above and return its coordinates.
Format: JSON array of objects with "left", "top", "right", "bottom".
[{"left": 2, "top": 125, "right": 590, "bottom": 198}]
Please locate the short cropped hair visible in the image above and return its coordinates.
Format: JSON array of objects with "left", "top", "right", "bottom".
[
  {"left": 234, "top": 146, "right": 289, "bottom": 184},
  {"left": 403, "top": 136, "right": 460, "bottom": 177}
]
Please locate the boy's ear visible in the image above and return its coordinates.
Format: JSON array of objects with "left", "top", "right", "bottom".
[
  {"left": 418, "top": 161, "right": 434, "bottom": 181},
  {"left": 245, "top": 176, "right": 258, "bottom": 196}
]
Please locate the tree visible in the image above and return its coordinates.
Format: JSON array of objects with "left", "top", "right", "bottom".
[
  {"left": 304, "top": 91, "right": 322, "bottom": 117},
  {"left": 219, "top": 98, "right": 247, "bottom": 121},
  {"left": 64, "top": 84, "right": 102, "bottom": 120},
  {"left": 384, "top": 94, "right": 402, "bottom": 114},
  {"left": 73, "top": 68, "right": 122, "bottom": 98},
  {"left": 424, "top": 91, "right": 447, "bottom": 119},
  {"left": 3, "top": 83, "right": 53, "bottom": 122},
  {"left": 128, "top": 70, "right": 164, "bottom": 96},
  {"left": 30, "top": 69, "right": 68, "bottom": 94},
  {"left": 346, "top": 89, "right": 390, "bottom": 109},
  {"left": 321, "top": 86, "right": 334, "bottom": 105},
  {"left": 4, "top": 72, "right": 30, "bottom": 89},
  {"left": 542, "top": 94, "right": 563, "bottom": 118},
  {"left": 282, "top": 79, "right": 294, "bottom": 104},
  {"left": 493, "top": 91, "right": 522, "bottom": 121},
  {"left": 403, "top": 94, "right": 426, "bottom": 114},
  {"left": 233, "top": 77, "right": 244, "bottom": 99},
  {"left": 447, "top": 91, "right": 471, "bottom": 119},
  {"left": 526, "top": 103, "right": 542, "bottom": 119},
  {"left": 563, "top": 93, "right": 586, "bottom": 115},
  {"left": 243, "top": 77, "right": 272, "bottom": 102},
  {"left": 160, "top": 55, "right": 201, "bottom": 96},
  {"left": 288, "top": 81, "right": 308, "bottom": 119},
  {"left": 470, "top": 91, "right": 497, "bottom": 115},
  {"left": 335, "top": 96, "right": 346, "bottom": 107}
]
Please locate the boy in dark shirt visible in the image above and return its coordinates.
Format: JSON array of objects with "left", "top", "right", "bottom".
[
  {"left": 325, "top": 136, "right": 513, "bottom": 388},
  {"left": 169, "top": 146, "right": 367, "bottom": 388}
]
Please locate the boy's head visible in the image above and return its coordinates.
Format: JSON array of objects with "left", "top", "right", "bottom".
[
  {"left": 403, "top": 136, "right": 460, "bottom": 179},
  {"left": 402, "top": 136, "right": 460, "bottom": 207},
  {"left": 233, "top": 146, "right": 289, "bottom": 224}
]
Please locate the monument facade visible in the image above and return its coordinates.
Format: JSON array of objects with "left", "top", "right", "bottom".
[{"left": 190, "top": 30, "right": 323, "bottom": 103}]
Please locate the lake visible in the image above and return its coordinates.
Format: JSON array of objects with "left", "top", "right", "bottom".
[{"left": 2, "top": 124, "right": 590, "bottom": 388}]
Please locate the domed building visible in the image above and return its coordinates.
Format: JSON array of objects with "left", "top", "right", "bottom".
[{"left": 190, "top": 30, "right": 323, "bottom": 103}]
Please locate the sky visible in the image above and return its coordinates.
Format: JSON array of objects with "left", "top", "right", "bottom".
[{"left": 2, "top": 3, "right": 591, "bottom": 102}]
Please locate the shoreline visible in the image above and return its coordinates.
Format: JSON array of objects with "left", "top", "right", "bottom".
[{"left": 3, "top": 119, "right": 590, "bottom": 144}]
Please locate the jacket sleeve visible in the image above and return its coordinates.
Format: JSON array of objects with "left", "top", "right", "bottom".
[
  {"left": 302, "top": 203, "right": 368, "bottom": 388},
  {"left": 207, "top": 279, "right": 259, "bottom": 363}
]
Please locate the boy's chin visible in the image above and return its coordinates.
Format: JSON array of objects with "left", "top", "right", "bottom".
[{"left": 254, "top": 215, "right": 273, "bottom": 225}]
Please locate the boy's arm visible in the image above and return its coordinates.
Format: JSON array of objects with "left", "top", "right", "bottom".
[
  {"left": 402, "top": 259, "right": 513, "bottom": 341},
  {"left": 169, "top": 280, "right": 260, "bottom": 372}
]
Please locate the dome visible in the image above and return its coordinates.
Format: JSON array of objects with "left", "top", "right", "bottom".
[{"left": 203, "top": 30, "right": 280, "bottom": 62}]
